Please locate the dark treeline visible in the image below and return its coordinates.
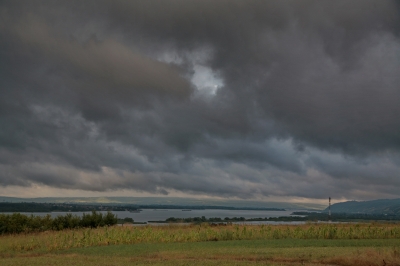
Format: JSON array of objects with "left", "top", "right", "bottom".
[
  {"left": 151, "top": 216, "right": 298, "bottom": 223},
  {"left": 152, "top": 212, "right": 400, "bottom": 224},
  {"left": 292, "top": 212, "right": 400, "bottom": 221},
  {"left": 0, "top": 202, "right": 138, "bottom": 212},
  {"left": 0, "top": 211, "right": 117, "bottom": 234},
  {"left": 162, "top": 216, "right": 246, "bottom": 223},
  {"left": 149, "top": 216, "right": 256, "bottom": 223}
]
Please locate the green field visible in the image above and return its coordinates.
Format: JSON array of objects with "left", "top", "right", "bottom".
[{"left": 2, "top": 223, "right": 400, "bottom": 265}]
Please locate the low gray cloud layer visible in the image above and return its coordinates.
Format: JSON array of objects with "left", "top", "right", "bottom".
[{"left": 1, "top": 0, "right": 400, "bottom": 200}]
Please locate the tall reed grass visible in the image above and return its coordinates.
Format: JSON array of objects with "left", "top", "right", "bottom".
[{"left": 1, "top": 223, "right": 400, "bottom": 253}]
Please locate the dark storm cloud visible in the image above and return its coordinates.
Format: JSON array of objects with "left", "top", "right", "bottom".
[{"left": 0, "top": 0, "right": 400, "bottom": 200}]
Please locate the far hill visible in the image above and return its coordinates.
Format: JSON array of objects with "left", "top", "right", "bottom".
[{"left": 325, "top": 198, "right": 400, "bottom": 215}]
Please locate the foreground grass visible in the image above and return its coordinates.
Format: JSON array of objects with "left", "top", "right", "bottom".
[
  {"left": 2, "top": 223, "right": 400, "bottom": 265},
  {"left": 3, "top": 239, "right": 400, "bottom": 266}
]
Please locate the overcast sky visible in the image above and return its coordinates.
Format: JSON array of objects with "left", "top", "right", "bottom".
[{"left": 1, "top": 0, "right": 400, "bottom": 202}]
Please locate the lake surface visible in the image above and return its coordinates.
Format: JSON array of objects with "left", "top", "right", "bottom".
[{"left": 1, "top": 209, "right": 305, "bottom": 223}]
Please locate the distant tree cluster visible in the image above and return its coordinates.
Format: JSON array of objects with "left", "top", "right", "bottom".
[
  {"left": 0, "top": 211, "right": 117, "bottom": 234},
  {"left": 163, "top": 216, "right": 247, "bottom": 223},
  {"left": 117, "top": 217, "right": 134, "bottom": 224}
]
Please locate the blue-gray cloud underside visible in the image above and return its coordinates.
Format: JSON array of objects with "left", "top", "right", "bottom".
[{"left": 1, "top": 0, "right": 400, "bottom": 200}]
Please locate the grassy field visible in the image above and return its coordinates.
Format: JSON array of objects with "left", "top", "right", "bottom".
[{"left": 2, "top": 223, "right": 400, "bottom": 265}]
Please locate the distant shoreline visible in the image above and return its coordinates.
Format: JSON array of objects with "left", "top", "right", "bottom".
[{"left": 0, "top": 202, "right": 286, "bottom": 213}]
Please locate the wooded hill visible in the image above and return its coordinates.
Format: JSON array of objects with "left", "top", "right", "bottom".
[{"left": 325, "top": 198, "right": 400, "bottom": 215}]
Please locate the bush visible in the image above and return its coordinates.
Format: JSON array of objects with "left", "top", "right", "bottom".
[{"left": 104, "top": 211, "right": 119, "bottom": 225}]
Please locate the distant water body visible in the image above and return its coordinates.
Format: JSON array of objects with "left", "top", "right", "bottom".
[{"left": 1, "top": 209, "right": 307, "bottom": 224}]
